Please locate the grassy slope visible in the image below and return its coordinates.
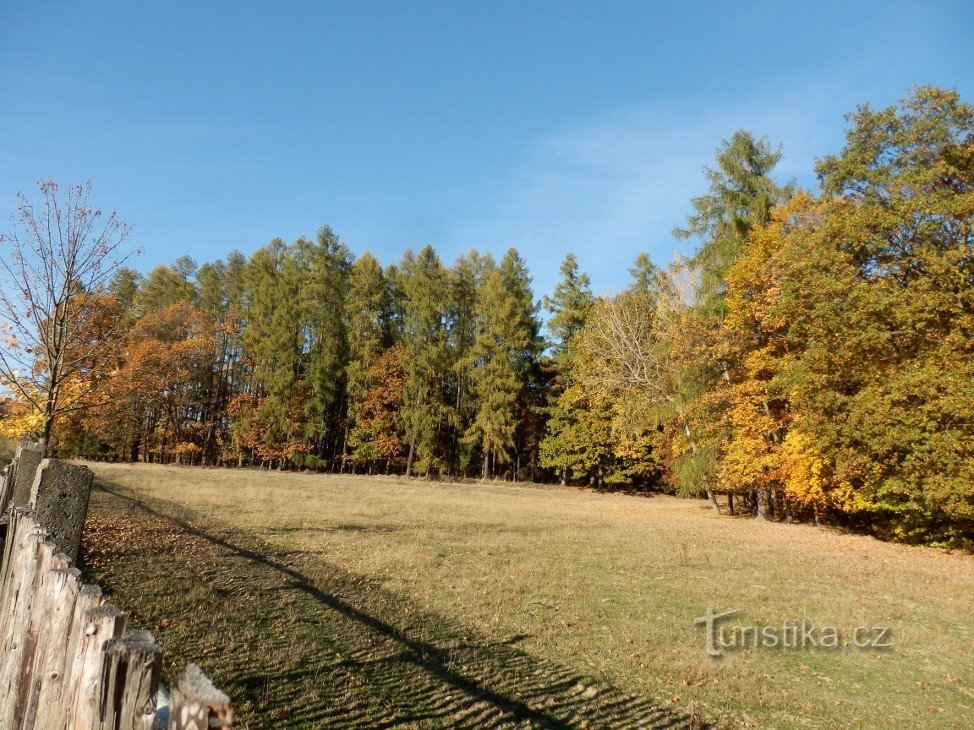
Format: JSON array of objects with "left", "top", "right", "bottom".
[{"left": 83, "top": 463, "right": 974, "bottom": 728}]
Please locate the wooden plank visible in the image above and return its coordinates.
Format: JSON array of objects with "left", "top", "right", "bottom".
[
  {"left": 97, "top": 630, "right": 162, "bottom": 730},
  {"left": 168, "top": 663, "right": 234, "bottom": 730}
]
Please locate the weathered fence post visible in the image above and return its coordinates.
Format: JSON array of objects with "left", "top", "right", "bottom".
[
  {"left": 168, "top": 663, "right": 234, "bottom": 729},
  {"left": 22, "top": 564, "right": 82, "bottom": 727},
  {"left": 8, "top": 441, "right": 46, "bottom": 510},
  {"left": 29, "top": 458, "right": 94, "bottom": 562},
  {"left": 68, "top": 603, "right": 129, "bottom": 728},
  {"left": 0, "top": 455, "right": 233, "bottom": 728},
  {"left": 0, "top": 462, "right": 13, "bottom": 516},
  {"left": 0, "top": 529, "right": 52, "bottom": 727},
  {"left": 98, "top": 630, "right": 163, "bottom": 730}
]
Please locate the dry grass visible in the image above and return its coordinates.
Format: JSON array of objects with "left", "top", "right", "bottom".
[
  {"left": 0, "top": 436, "right": 14, "bottom": 462},
  {"left": 83, "top": 462, "right": 974, "bottom": 728}
]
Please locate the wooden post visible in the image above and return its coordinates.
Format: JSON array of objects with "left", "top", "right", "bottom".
[
  {"left": 14, "top": 542, "right": 72, "bottom": 725},
  {"left": 0, "top": 506, "right": 27, "bottom": 611},
  {"left": 0, "top": 463, "right": 13, "bottom": 516},
  {"left": 9, "top": 442, "right": 45, "bottom": 510},
  {"left": 97, "top": 630, "right": 162, "bottom": 730},
  {"left": 55, "top": 583, "right": 104, "bottom": 729},
  {"left": 0, "top": 532, "right": 53, "bottom": 728},
  {"left": 168, "top": 663, "right": 234, "bottom": 729},
  {"left": 66, "top": 604, "right": 128, "bottom": 729},
  {"left": 28, "top": 566, "right": 83, "bottom": 727}
]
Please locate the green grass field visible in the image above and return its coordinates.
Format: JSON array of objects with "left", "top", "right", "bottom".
[{"left": 81, "top": 462, "right": 974, "bottom": 728}]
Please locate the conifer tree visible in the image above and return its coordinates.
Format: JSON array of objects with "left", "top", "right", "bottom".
[
  {"left": 449, "top": 250, "right": 494, "bottom": 471},
  {"left": 464, "top": 268, "right": 530, "bottom": 478},
  {"left": 344, "top": 252, "right": 390, "bottom": 466},
  {"left": 674, "top": 130, "right": 792, "bottom": 314},
  {"left": 397, "top": 246, "right": 454, "bottom": 476},
  {"left": 543, "top": 253, "right": 594, "bottom": 357},
  {"left": 669, "top": 130, "right": 791, "bottom": 515},
  {"left": 135, "top": 257, "right": 199, "bottom": 315},
  {"left": 302, "top": 227, "right": 352, "bottom": 464}
]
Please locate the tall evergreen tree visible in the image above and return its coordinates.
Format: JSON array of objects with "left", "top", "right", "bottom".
[
  {"left": 464, "top": 268, "right": 530, "bottom": 478},
  {"left": 135, "top": 257, "right": 198, "bottom": 315},
  {"left": 668, "top": 130, "right": 791, "bottom": 515},
  {"left": 543, "top": 253, "right": 594, "bottom": 358},
  {"left": 449, "top": 250, "right": 494, "bottom": 472},
  {"left": 397, "top": 246, "right": 454, "bottom": 476},
  {"left": 674, "top": 130, "right": 791, "bottom": 314},
  {"left": 301, "top": 227, "right": 352, "bottom": 464},
  {"left": 344, "top": 252, "right": 390, "bottom": 466}
]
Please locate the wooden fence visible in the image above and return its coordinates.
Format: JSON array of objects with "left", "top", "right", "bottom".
[{"left": 0, "top": 445, "right": 233, "bottom": 729}]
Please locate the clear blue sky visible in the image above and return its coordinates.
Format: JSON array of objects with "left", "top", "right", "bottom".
[{"left": 2, "top": 1, "right": 971, "bottom": 299}]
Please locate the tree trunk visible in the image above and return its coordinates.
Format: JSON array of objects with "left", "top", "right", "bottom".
[
  {"left": 405, "top": 437, "right": 416, "bottom": 478},
  {"left": 756, "top": 488, "right": 771, "bottom": 520},
  {"left": 727, "top": 492, "right": 735, "bottom": 515},
  {"left": 706, "top": 489, "right": 721, "bottom": 516}
]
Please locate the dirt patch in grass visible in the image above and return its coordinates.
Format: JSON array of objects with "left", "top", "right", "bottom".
[{"left": 83, "top": 482, "right": 697, "bottom": 729}]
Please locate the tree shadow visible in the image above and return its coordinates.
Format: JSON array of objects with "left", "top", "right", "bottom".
[{"left": 90, "top": 481, "right": 702, "bottom": 729}]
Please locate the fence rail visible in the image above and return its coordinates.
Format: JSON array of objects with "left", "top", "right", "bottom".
[{"left": 0, "top": 444, "right": 232, "bottom": 729}]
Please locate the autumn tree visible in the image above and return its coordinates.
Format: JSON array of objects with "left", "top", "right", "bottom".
[
  {"left": 347, "top": 343, "right": 408, "bottom": 472},
  {"left": 343, "top": 252, "right": 391, "bottom": 468},
  {"left": 670, "top": 131, "right": 792, "bottom": 516},
  {"left": 0, "top": 180, "right": 136, "bottom": 447},
  {"left": 787, "top": 86, "right": 974, "bottom": 542}
]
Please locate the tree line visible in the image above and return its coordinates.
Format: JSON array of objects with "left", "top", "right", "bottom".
[{"left": 1, "top": 86, "right": 971, "bottom": 545}]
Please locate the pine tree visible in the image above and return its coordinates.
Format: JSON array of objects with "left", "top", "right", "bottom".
[
  {"left": 134, "top": 257, "right": 198, "bottom": 315},
  {"left": 669, "top": 130, "right": 791, "bottom": 515},
  {"left": 540, "top": 253, "right": 594, "bottom": 483},
  {"left": 108, "top": 267, "right": 143, "bottom": 315},
  {"left": 496, "top": 248, "right": 541, "bottom": 478},
  {"left": 241, "top": 240, "right": 309, "bottom": 466}
]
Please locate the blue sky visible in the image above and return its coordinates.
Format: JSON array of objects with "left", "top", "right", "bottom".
[{"left": 1, "top": 1, "right": 971, "bottom": 299}]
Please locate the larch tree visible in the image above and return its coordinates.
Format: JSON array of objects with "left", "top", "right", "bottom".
[
  {"left": 397, "top": 246, "right": 455, "bottom": 477},
  {"left": 464, "top": 268, "right": 530, "bottom": 478},
  {"left": 540, "top": 253, "right": 594, "bottom": 483},
  {"left": 343, "top": 252, "right": 390, "bottom": 467},
  {"left": 302, "top": 227, "right": 353, "bottom": 464}
]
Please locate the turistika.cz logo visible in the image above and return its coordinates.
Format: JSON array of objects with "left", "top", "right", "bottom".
[{"left": 694, "top": 608, "right": 893, "bottom": 658}]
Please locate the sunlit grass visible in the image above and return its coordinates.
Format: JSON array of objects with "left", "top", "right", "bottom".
[{"left": 83, "top": 462, "right": 974, "bottom": 728}]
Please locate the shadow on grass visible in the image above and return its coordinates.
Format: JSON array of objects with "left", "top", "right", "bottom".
[{"left": 89, "top": 480, "right": 700, "bottom": 729}]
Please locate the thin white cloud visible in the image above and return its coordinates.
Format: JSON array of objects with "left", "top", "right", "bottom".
[{"left": 464, "top": 81, "right": 854, "bottom": 298}]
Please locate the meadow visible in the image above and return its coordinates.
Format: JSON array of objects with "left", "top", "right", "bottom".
[{"left": 82, "top": 462, "right": 974, "bottom": 728}]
